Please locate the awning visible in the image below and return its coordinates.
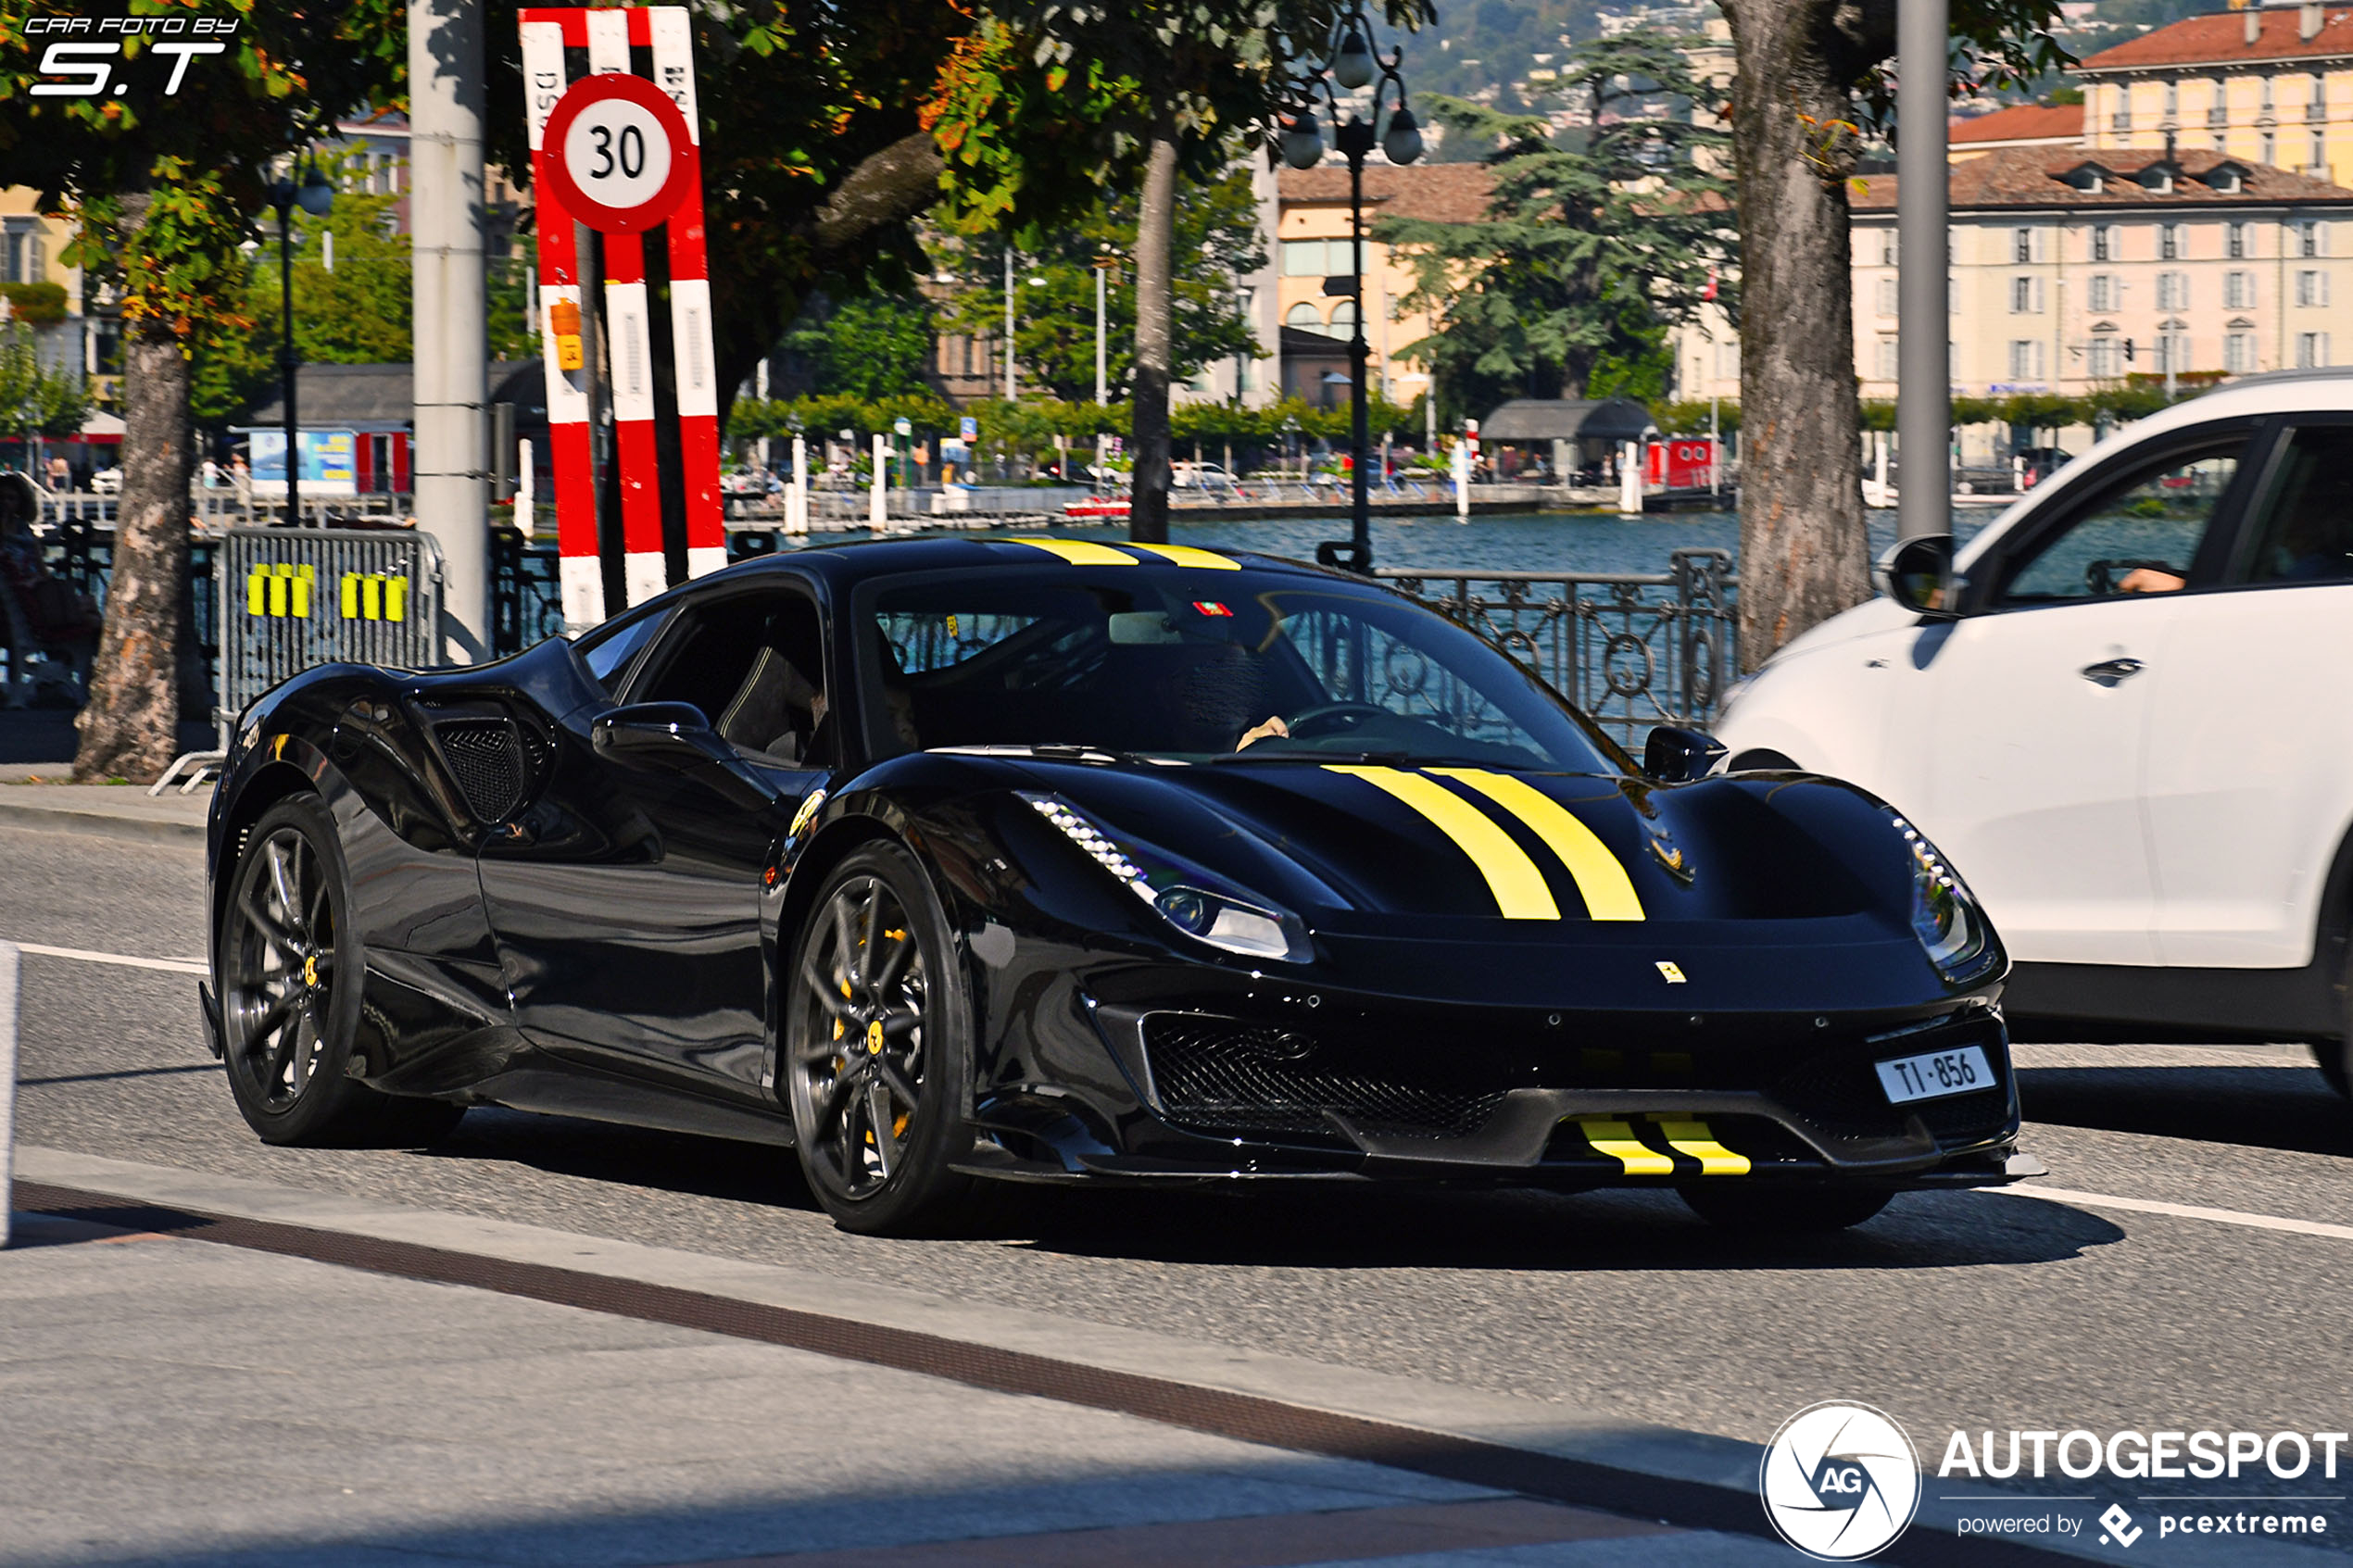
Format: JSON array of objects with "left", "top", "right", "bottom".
[{"left": 1478, "top": 397, "right": 1656, "bottom": 445}]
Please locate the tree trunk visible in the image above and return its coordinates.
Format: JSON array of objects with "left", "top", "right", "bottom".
[
  {"left": 1722, "top": 0, "right": 1871, "bottom": 671},
  {"left": 75, "top": 310, "right": 193, "bottom": 782},
  {"left": 1126, "top": 123, "right": 1178, "bottom": 546}
]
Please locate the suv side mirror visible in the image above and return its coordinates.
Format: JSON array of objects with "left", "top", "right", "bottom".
[
  {"left": 1645, "top": 725, "right": 1728, "bottom": 784},
  {"left": 593, "top": 701, "right": 726, "bottom": 769},
  {"left": 1879, "top": 533, "right": 1956, "bottom": 619}
]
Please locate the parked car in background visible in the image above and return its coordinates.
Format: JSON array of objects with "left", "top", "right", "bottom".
[
  {"left": 90, "top": 467, "right": 121, "bottom": 495},
  {"left": 1170, "top": 460, "right": 1242, "bottom": 493},
  {"left": 1718, "top": 368, "right": 2353, "bottom": 1095}
]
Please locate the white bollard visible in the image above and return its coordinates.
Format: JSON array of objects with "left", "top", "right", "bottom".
[
  {"left": 0, "top": 942, "right": 17, "bottom": 1248},
  {"left": 514, "top": 438, "right": 535, "bottom": 538},
  {"left": 788, "top": 434, "right": 810, "bottom": 536},
  {"left": 1452, "top": 441, "right": 1472, "bottom": 521},
  {"left": 1618, "top": 441, "right": 1642, "bottom": 514},
  {"left": 869, "top": 434, "right": 888, "bottom": 530}
]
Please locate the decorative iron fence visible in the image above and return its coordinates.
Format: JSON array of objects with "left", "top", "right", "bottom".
[{"left": 1378, "top": 548, "right": 1737, "bottom": 748}]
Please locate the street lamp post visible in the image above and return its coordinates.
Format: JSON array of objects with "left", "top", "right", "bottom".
[
  {"left": 271, "top": 159, "right": 333, "bottom": 524},
  {"left": 1282, "top": 2, "right": 1420, "bottom": 575}
]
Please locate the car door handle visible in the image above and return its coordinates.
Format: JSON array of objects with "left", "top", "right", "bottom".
[{"left": 2081, "top": 657, "right": 2145, "bottom": 687}]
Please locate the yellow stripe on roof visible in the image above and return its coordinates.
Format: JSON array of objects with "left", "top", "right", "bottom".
[
  {"left": 1656, "top": 1118, "right": 1750, "bottom": 1175},
  {"left": 1431, "top": 769, "right": 1646, "bottom": 922},
  {"left": 1001, "top": 537, "right": 1138, "bottom": 566},
  {"left": 1326, "top": 765, "right": 1558, "bottom": 920},
  {"left": 1124, "top": 542, "right": 1242, "bottom": 571}
]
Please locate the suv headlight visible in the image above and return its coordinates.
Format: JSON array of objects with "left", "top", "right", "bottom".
[
  {"left": 1893, "top": 813, "right": 1996, "bottom": 983},
  {"left": 1022, "top": 793, "right": 1309, "bottom": 961}
]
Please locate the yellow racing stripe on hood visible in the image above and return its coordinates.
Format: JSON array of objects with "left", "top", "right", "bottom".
[
  {"left": 1326, "top": 765, "right": 1559, "bottom": 920},
  {"left": 1431, "top": 769, "right": 1645, "bottom": 922},
  {"left": 1123, "top": 542, "right": 1242, "bottom": 571},
  {"left": 1001, "top": 537, "right": 1138, "bottom": 566}
]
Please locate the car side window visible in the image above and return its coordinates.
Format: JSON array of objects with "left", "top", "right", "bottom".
[
  {"left": 1991, "top": 437, "right": 2248, "bottom": 607},
  {"left": 636, "top": 590, "right": 830, "bottom": 767},
  {"left": 2231, "top": 425, "right": 2353, "bottom": 586},
  {"left": 574, "top": 606, "right": 667, "bottom": 696}
]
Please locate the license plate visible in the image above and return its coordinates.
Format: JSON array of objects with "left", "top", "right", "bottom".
[{"left": 1875, "top": 1043, "right": 1995, "bottom": 1105}]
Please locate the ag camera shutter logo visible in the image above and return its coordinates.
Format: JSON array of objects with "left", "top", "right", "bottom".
[{"left": 1761, "top": 1401, "right": 1922, "bottom": 1560}]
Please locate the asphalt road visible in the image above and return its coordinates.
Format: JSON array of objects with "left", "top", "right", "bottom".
[{"left": 9, "top": 821, "right": 2353, "bottom": 1533}]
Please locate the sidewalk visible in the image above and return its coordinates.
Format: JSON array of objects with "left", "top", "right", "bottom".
[
  {"left": 4, "top": 1150, "right": 1761, "bottom": 1568},
  {"left": 0, "top": 711, "right": 214, "bottom": 844}
]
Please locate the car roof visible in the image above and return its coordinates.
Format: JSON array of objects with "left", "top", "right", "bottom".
[{"left": 698, "top": 535, "right": 1330, "bottom": 591}]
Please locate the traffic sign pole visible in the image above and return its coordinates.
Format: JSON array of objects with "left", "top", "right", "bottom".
[
  {"left": 522, "top": 17, "right": 604, "bottom": 631},
  {"left": 649, "top": 6, "right": 725, "bottom": 581}
]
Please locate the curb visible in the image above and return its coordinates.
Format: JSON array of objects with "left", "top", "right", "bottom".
[
  {"left": 7, "top": 1145, "right": 2173, "bottom": 1568},
  {"left": 0, "top": 799, "right": 206, "bottom": 847}
]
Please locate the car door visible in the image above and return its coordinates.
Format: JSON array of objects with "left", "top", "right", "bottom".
[
  {"left": 480, "top": 579, "right": 833, "bottom": 1095},
  {"left": 2142, "top": 417, "right": 2353, "bottom": 968},
  {"left": 1910, "top": 425, "right": 2258, "bottom": 966}
]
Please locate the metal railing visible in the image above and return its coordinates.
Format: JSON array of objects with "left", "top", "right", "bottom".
[{"left": 1378, "top": 548, "right": 1736, "bottom": 747}]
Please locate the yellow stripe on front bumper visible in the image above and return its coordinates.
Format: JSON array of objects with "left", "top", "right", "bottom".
[
  {"left": 1431, "top": 769, "right": 1646, "bottom": 921},
  {"left": 1326, "top": 765, "right": 1559, "bottom": 920},
  {"left": 1655, "top": 1118, "right": 1751, "bottom": 1175},
  {"left": 1001, "top": 537, "right": 1137, "bottom": 566},
  {"left": 1124, "top": 542, "right": 1241, "bottom": 570},
  {"left": 1577, "top": 1118, "right": 1675, "bottom": 1175}
]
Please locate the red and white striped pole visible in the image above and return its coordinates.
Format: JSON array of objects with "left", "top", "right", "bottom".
[
  {"left": 517, "top": 5, "right": 725, "bottom": 624},
  {"left": 520, "top": 14, "right": 602, "bottom": 630},
  {"left": 648, "top": 7, "right": 725, "bottom": 580}
]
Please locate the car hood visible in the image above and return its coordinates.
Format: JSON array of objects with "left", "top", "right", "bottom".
[{"left": 1000, "top": 755, "right": 1898, "bottom": 932}]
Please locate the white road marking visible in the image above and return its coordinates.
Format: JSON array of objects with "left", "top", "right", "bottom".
[
  {"left": 1994, "top": 1184, "right": 2353, "bottom": 1244},
  {"left": 13, "top": 943, "right": 208, "bottom": 977}
]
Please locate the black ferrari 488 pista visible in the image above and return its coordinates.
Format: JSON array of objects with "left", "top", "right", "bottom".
[{"left": 201, "top": 536, "right": 2036, "bottom": 1233}]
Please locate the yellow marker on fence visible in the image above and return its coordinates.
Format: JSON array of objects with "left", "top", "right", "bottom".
[{"left": 338, "top": 572, "right": 410, "bottom": 621}]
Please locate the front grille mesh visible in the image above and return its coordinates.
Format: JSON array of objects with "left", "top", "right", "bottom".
[
  {"left": 1142, "top": 1015, "right": 1504, "bottom": 1141},
  {"left": 1774, "top": 1017, "right": 2013, "bottom": 1144},
  {"left": 434, "top": 718, "right": 525, "bottom": 822}
]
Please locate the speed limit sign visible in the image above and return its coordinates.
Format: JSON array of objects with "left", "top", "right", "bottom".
[{"left": 541, "top": 72, "right": 694, "bottom": 232}]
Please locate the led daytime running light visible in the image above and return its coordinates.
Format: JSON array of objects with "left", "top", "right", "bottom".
[{"left": 1028, "top": 796, "right": 1155, "bottom": 905}]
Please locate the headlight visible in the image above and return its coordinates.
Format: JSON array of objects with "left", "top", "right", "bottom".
[
  {"left": 1893, "top": 813, "right": 1996, "bottom": 983},
  {"left": 1022, "top": 793, "right": 1308, "bottom": 961}
]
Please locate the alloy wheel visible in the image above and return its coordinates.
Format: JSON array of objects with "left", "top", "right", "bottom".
[
  {"left": 226, "top": 825, "right": 338, "bottom": 1111},
  {"left": 790, "top": 872, "right": 930, "bottom": 1200}
]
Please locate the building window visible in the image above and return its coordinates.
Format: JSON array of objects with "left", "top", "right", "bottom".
[
  {"left": 2158, "top": 271, "right": 2190, "bottom": 310},
  {"left": 2314, "top": 130, "right": 2328, "bottom": 168},
  {"left": 2007, "top": 340, "right": 2045, "bottom": 381},
  {"left": 2092, "top": 224, "right": 2120, "bottom": 262},
  {"left": 1875, "top": 276, "right": 1898, "bottom": 317},
  {"left": 0, "top": 224, "right": 41, "bottom": 285},
  {"left": 2264, "top": 77, "right": 2276, "bottom": 112},
  {"left": 2165, "top": 82, "right": 2180, "bottom": 119},
  {"left": 1285, "top": 301, "right": 1324, "bottom": 328},
  {"left": 2009, "top": 275, "right": 2045, "bottom": 313},
  {"left": 1876, "top": 337, "right": 1899, "bottom": 380},
  {"left": 1280, "top": 239, "right": 1355, "bottom": 278},
  {"left": 2161, "top": 223, "right": 2185, "bottom": 260},
  {"left": 1880, "top": 232, "right": 1898, "bottom": 267},
  {"left": 2297, "top": 269, "right": 2331, "bottom": 306},
  {"left": 1328, "top": 299, "right": 1358, "bottom": 332},
  {"left": 2158, "top": 332, "right": 2190, "bottom": 373},
  {"left": 1714, "top": 341, "right": 1739, "bottom": 379},
  {"left": 2226, "top": 332, "right": 2257, "bottom": 373},
  {"left": 2229, "top": 220, "right": 2249, "bottom": 258},
  {"left": 2297, "top": 219, "right": 2327, "bottom": 257},
  {"left": 2316, "top": 75, "right": 2331, "bottom": 112},
  {"left": 2014, "top": 226, "right": 2034, "bottom": 263},
  {"left": 2089, "top": 273, "right": 2119, "bottom": 312},
  {"left": 2263, "top": 131, "right": 2278, "bottom": 165},
  {"left": 2089, "top": 337, "right": 2121, "bottom": 378},
  {"left": 2226, "top": 270, "right": 2256, "bottom": 308},
  {"left": 2298, "top": 330, "right": 2332, "bottom": 366}
]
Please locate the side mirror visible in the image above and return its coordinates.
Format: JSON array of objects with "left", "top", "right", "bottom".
[
  {"left": 1645, "top": 725, "right": 1728, "bottom": 784},
  {"left": 1879, "top": 533, "right": 1957, "bottom": 619},
  {"left": 593, "top": 702, "right": 725, "bottom": 769}
]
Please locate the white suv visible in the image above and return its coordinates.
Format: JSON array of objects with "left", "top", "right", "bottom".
[{"left": 1717, "top": 369, "right": 2353, "bottom": 1091}]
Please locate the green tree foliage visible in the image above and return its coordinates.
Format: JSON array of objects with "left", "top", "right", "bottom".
[
  {"left": 933, "top": 171, "right": 1265, "bottom": 404},
  {"left": 784, "top": 295, "right": 939, "bottom": 404},
  {"left": 1382, "top": 31, "right": 1734, "bottom": 420},
  {"left": 0, "top": 324, "right": 92, "bottom": 438}
]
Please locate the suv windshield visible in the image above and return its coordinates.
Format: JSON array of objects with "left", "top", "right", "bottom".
[{"left": 860, "top": 568, "right": 1626, "bottom": 772}]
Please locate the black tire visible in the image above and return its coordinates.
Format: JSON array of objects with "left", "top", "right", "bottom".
[
  {"left": 1679, "top": 1184, "right": 1894, "bottom": 1233},
  {"left": 218, "top": 795, "right": 466, "bottom": 1148},
  {"left": 783, "top": 842, "right": 980, "bottom": 1236}
]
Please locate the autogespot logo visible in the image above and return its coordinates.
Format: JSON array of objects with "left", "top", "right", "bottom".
[{"left": 1761, "top": 1401, "right": 1924, "bottom": 1561}]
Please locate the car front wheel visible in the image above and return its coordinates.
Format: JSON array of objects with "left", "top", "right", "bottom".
[{"left": 783, "top": 843, "right": 980, "bottom": 1236}]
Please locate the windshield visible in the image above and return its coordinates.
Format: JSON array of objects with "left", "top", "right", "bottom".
[{"left": 858, "top": 567, "right": 1628, "bottom": 772}]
